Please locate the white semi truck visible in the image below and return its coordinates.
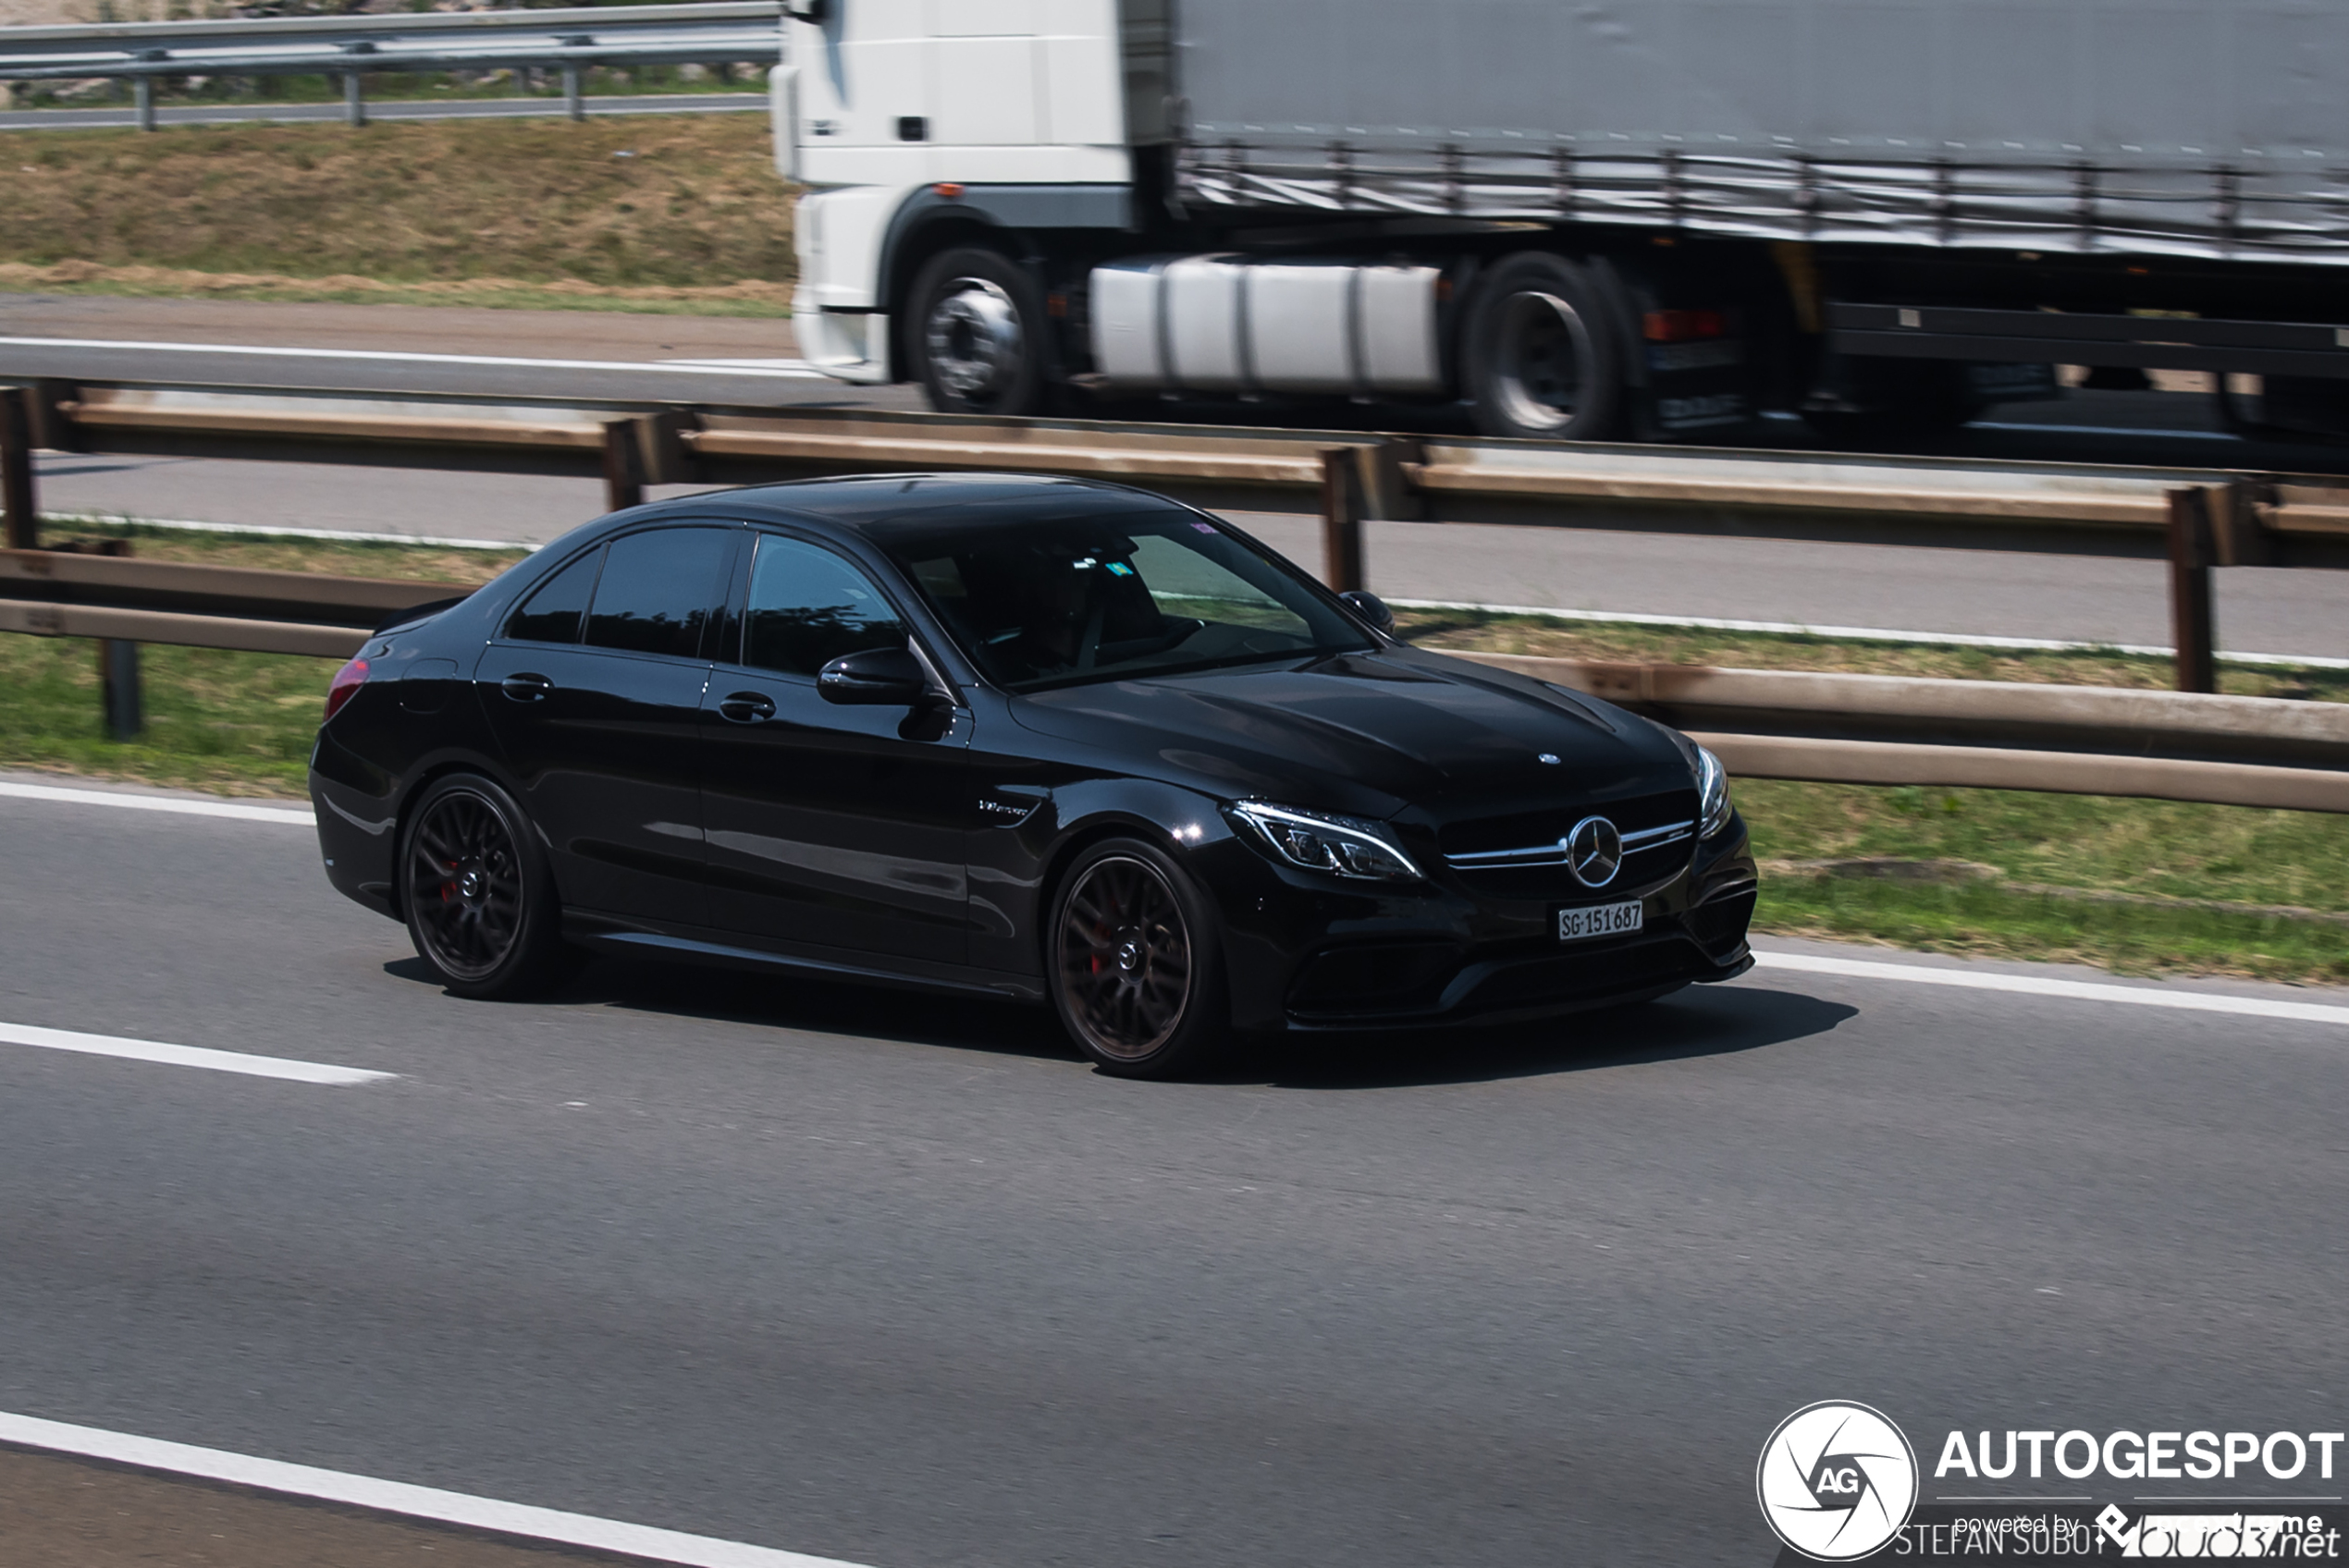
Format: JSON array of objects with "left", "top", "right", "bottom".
[{"left": 774, "top": 0, "right": 2349, "bottom": 443}]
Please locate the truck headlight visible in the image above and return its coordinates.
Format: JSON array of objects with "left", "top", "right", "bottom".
[
  {"left": 1695, "top": 745, "right": 1733, "bottom": 839},
  {"left": 1228, "top": 802, "right": 1422, "bottom": 881}
]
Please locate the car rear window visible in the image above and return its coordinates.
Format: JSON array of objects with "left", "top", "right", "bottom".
[{"left": 584, "top": 527, "right": 734, "bottom": 658}]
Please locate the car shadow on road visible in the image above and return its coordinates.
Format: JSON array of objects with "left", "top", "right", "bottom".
[
  {"left": 393, "top": 950, "right": 1858, "bottom": 1089},
  {"left": 387, "top": 950, "right": 1081, "bottom": 1064},
  {"left": 1230, "top": 984, "right": 1861, "bottom": 1090}
]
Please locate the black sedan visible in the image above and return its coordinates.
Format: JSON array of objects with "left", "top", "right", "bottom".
[{"left": 312, "top": 475, "right": 1757, "bottom": 1077}]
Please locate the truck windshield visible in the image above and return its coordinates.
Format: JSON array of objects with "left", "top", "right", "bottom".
[{"left": 875, "top": 508, "right": 1372, "bottom": 692}]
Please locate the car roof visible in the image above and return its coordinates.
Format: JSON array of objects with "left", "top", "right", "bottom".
[{"left": 635, "top": 473, "right": 1185, "bottom": 535}]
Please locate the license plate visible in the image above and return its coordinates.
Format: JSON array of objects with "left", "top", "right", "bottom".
[{"left": 1557, "top": 900, "right": 1643, "bottom": 942}]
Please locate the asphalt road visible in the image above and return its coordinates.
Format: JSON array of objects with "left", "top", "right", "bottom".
[
  {"left": 3, "top": 778, "right": 2346, "bottom": 1566},
  {"left": 6, "top": 296, "right": 2349, "bottom": 659},
  {"left": 0, "top": 92, "right": 767, "bottom": 134}
]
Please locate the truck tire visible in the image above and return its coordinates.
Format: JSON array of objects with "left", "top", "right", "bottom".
[
  {"left": 906, "top": 246, "right": 1050, "bottom": 417},
  {"left": 1462, "top": 253, "right": 1628, "bottom": 441}
]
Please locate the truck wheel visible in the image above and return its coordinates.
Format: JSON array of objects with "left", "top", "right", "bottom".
[
  {"left": 1463, "top": 253, "right": 1627, "bottom": 441},
  {"left": 907, "top": 246, "right": 1049, "bottom": 416}
]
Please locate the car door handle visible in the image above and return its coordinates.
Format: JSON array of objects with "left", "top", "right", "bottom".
[
  {"left": 499, "top": 672, "right": 553, "bottom": 703},
  {"left": 718, "top": 691, "right": 777, "bottom": 724}
]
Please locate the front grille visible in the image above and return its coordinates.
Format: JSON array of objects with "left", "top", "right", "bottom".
[{"left": 1438, "top": 787, "right": 1701, "bottom": 898}]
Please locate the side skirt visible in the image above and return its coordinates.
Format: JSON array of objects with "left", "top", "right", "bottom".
[{"left": 562, "top": 913, "right": 1047, "bottom": 1005}]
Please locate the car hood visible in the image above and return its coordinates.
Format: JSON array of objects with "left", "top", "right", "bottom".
[{"left": 1007, "top": 647, "right": 1693, "bottom": 818}]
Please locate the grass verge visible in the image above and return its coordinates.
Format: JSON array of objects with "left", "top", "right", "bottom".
[
  {"left": 3, "top": 535, "right": 2341, "bottom": 982},
  {"left": 0, "top": 115, "right": 795, "bottom": 301},
  {"left": 0, "top": 522, "right": 526, "bottom": 797}
]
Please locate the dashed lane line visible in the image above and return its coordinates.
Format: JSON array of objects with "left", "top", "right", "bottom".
[
  {"left": 0, "top": 1412, "right": 873, "bottom": 1568},
  {"left": 0, "top": 1021, "right": 393, "bottom": 1085},
  {"left": 1754, "top": 949, "right": 2349, "bottom": 1029}
]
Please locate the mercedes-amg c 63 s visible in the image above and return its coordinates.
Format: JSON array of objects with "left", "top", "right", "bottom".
[{"left": 312, "top": 475, "right": 1757, "bottom": 1076}]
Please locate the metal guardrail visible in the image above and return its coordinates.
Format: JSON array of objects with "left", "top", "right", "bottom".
[
  {"left": 0, "top": 2, "right": 781, "bottom": 127},
  {"left": 0, "top": 547, "right": 466, "bottom": 658},
  {"left": 1, "top": 545, "right": 2342, "bottom": 814},
  {"left": 4, "top": 375, "right": 2349, "bottom": 710},
  {"left": 1459, "top": 655, "right": 2349, "bottom": 815},
  {"left": 0, "top": 373, "right": 2344, "bottom": 810}
]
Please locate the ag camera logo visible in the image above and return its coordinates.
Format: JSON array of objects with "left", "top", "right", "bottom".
[{"left": 1757, "top": 1402, "right": 1920, "bottom": 1561}]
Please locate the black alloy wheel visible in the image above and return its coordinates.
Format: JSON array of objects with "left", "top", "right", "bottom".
[
  {"left": 400, "top": 774, "right": 567, "bottom": 999},
  {"left": 1050, "top": 839, "right": 1228, "bottom": 1078},
  {"left": 907, "top": 245, "right": 1051, "bottom": 416},
  {"left": 1463, "top": 251, "right": 1628, "bottom": 441}
]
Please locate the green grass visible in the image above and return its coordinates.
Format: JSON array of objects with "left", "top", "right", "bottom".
[
  {"left": 4, "top": 532, "right": 2343, "bottom": 982},
  {"left": 1396, "top": 606, "right": 2349, "bottom": 703},
  {"left": 0, "top": 521, "right": 524, "bottom": 796},
  {"left": 1739, "top": 780, "right": 2349, "bottom": 984},
  {"left": 0, "top": 115, "right": 797, "bottom": 295}
]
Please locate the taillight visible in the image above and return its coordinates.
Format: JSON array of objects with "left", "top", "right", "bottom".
[
  {"left": 1642, "top": 308, "right": 1728, "bottom": 343},
  {"left": 324, "top": 656, "right": 370, "bottom": 722}
]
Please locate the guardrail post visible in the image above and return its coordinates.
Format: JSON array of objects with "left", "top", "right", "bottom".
[
  {"left": 1320, "top": 447, "right": 1366, "bottom": 593},
  {"left": 2167, "top": 485, "right": 2218, "bottom": 694},
  {"left": 602, "top": 419, "right": 646, "bottom": 512},
  {"left": 342, "top": 71, "right": 365, "bottom": 128},
  {"left": 561, "top": 62, "right": 584, "bottom": 121},
  {"left": 99, "top": 639, "right": 142, "bottom": 741},
  {"left": 1, "top": 386, "right": 36, "bottom": 550},
  {"left": 133, "top": 75, "right": 155, "bottom": 132}
]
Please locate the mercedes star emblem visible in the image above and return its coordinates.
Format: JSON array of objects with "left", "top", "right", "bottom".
[{"left": 1564, "top": 815, "right": 1623, "bottom": 888}]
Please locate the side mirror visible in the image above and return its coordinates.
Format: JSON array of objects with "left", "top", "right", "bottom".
[
  {"left": 1339, "top": 589, "right": 1396, "bottom": 636},
  {"left": 818, "top": 646, "right": 929, "bottom": 706}
]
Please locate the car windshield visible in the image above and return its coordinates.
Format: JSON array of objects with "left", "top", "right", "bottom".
[{"left": 872, "top": 505, "right": 1373, "bottom": 692}]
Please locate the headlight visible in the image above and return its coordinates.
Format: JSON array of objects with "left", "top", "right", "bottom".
[
  {"left": 1695, "top": 745, "right": 1733, "bottom": 839},
  {"left": 1228, "top": 802, "right": 1423, "bottom": 881}
]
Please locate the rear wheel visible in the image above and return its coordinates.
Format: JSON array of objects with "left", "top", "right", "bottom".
[
  {"left": 400, "top": 774, "right": 568, "bottom": 1000},
  {"left": 907, "top": 245, "right": 1049, "bottom": 416},
  {"left": 1049, "top": 839, "right": 1229, "bottom": 1078},
  {"left": 1462, "top": 252, "right": 1628, "bottom": 441}
]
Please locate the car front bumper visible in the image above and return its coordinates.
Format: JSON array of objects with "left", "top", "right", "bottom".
[{"left": 1202, "top": 814, "right": 1760, "bottom": 1033}]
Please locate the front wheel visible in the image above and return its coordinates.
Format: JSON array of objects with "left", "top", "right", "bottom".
[
  {"left": 1049, "top": 839, "right": 1230, "bottom": 1078},
  {"left": 400, "top": 773, "right": 569, "bottom": 1000},
  {"left": 906, "top": 246, "right": 1050, "bottom": 416}
]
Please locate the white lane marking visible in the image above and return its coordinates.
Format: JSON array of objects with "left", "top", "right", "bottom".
[
  {"left": 1754, "top": 950, "right": 2349, "bottom": 1028},
  {"left": 46, "top": 514, "right": 538, "bottom": 552},
  {"left": 1386, "top": 598, "right": 2349, "bottom": 672},
  {"left": 658, "top": 357, "right": 816, "bottom": 370},
  {"left": 0, "top": 337, "right": 824, "bottom": 379},
  {"left": 0, "top": 1022, "right": 392, "bottom": 1085},
  {"left": 0, "top": 1411, "right": 871, "bottom": 1568},
  {"left": 0, "top": 781, "right": 313, "bottom": 825}
]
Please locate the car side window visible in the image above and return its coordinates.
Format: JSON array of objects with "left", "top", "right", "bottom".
[
  {"left": 740, "top": 534, "right": 909, "bottom": 676},
  {"left": 503, "top": 545, "right": 604, "bottom": 643},
  {"left": 584, "top": 527, "right": 734, "bottom": 658}
]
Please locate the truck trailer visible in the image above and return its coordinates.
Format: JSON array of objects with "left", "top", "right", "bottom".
[{"left": 774, "top": 0, "right": 2349, "bottom": 444}]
